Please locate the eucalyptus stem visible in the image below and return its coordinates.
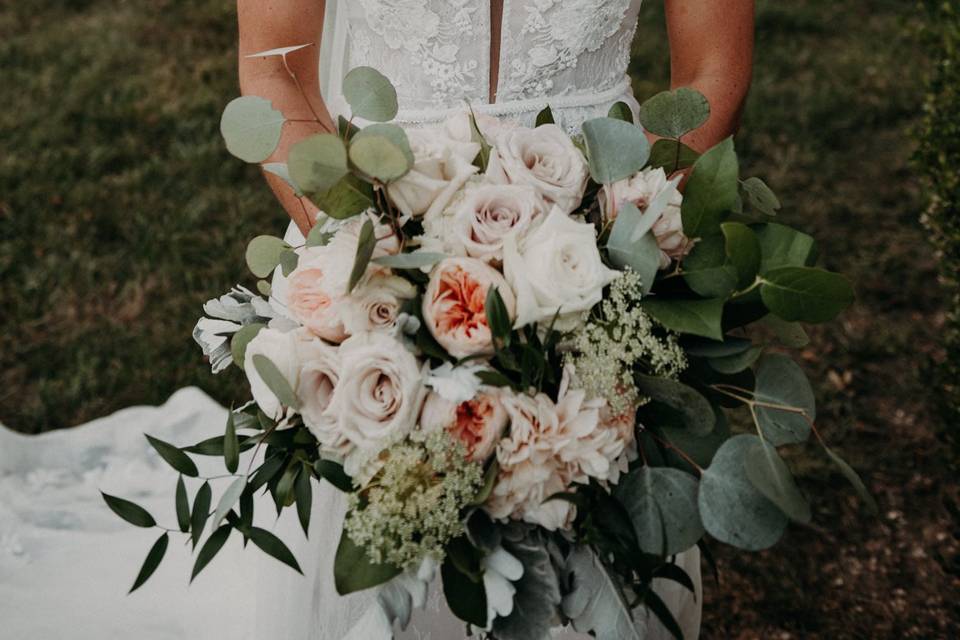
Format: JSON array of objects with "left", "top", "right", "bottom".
[{"left": 279, "top": 49, "right": 333, "bottom": 134}]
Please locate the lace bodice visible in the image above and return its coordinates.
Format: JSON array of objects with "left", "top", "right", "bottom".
[{"left": 321, "top": 0, "right": 645, "bottom": 131}]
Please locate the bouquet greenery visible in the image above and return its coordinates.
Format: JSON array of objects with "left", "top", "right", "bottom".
[{"left": 104, "top": 48, "right": 872, "bottom": 639}]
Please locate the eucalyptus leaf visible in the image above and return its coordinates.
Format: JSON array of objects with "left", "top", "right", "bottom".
[
  {"left": 101, "top": 492, "right": 156, "bottom": 528},
  {"left": 245, "top": 235, "right": 288, "bottom": 278},
  {"left": 615, "top": 467, "right": 704, "bottom": 555},
  {"left": 220, "top": 96, "right": 286, "bottom": 163},
  {"left": 230, "top": 323, "right": 265, "bottom": 370},
  {"left": 355, "top": 123, "right": 414, "bottom": 164},
  {"left": 349, "top": 134, "right": 411, "bottom": 182},
  {"left": 744, "top": 441, "right": 812, "bottom": 523},
  {"left": 635, "top": 375, "right": 715, "bottom": 436},
  {"left": 741, "top": 177, "right": 781, "bottom": 216},
  {"left": 683, "top": 336, "right": 753, "bottom": 358},
  {"left": 681, "top": 137, "right": 739, "bottom": 238},
  {"left": 722, "top": 222, "right": 762, "bottom": 288},
  {"left": 708, "top": 345, "right": 763, "bottom": 374},
  {"left": 145, "top": 434, "right": 199, "bottom": 477},
  {"left": 256, "top": 280, "right": 272, "bottom": 296},
  {"left": 647, "top": 139, "right": 700, "bottom": 172},
  {"left": 249, "top": 527, "right": 303, "bottom": 574},
  {"left": 334, "top": 531, "right": 402, "bottom": 595},
  {"left": 582, "top": 117, "right": 650, "bottom": 184},
  {"left": 288, "top": 134, "right": 349, "bottom": 197},
  {"left": 681, "top": 236, "right": 738, "bottom": 299},
  {"left": 642, "top": 298, "right": 725, "bottom": 341},
  {"left": 279, "top": 249, "right": 299, "bottom": 276},
  {"left": 348, "top": 218, "right": 376, "bottom": 293},
  {"left": 252, "top": 354, "right": 300, "bottom": 409},
  {"left": 660, "top": 407, "right": 731, "bottom": 470},
  {"left": 306, "top": 225, "right": 334, "bottom": 247},
  {"left": 129, "top": 532, "right": 169, "bottom": 593},
  {"left": 754, "top": 223, "right": 818, "bottom": 273},
  {"left": 823, "top": 446, "right": 879, "bottom": 514},
  {"left": 315, "top": 174, "right": 376, "bottom": 220},
  {"left": 212, "top": 476, "right": 246, "bottom": 528},
  {"left": 191, "top": 525, "right": 232, "bottom": 582},
  {"left": 760, "top": 266, "right": 855, "bottom": 323},
  {"left": 638, "top": 87, "right": 710, "bottom": 139},
  {"left": 607, "top": 101, "right": 634, "bottom": 123},
  {"left": 761, "top": 314, "right": 810, "bottom": 348},
  {"left": 698, "top": 435, "right": 788, "bottom": 550},
  {"left": 562, "top": 546, "right": 644, "bottom": 640},
  {"left": 606, "top": 202, "right": 661, "bottom": 294},
  {"left": 753, "top": 354, "right": 816, "bottom": 446},
  {"left": 262, "top": 162, "right": 304, "bottom": 197},
  {"left": 342, "top": 66, "right": 399, "bottom": 122},
  {"left": 372, "top": 251, "right": 447, "bottom": 269}
]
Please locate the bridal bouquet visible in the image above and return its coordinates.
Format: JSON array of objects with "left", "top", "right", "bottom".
[{"left": 105, "top": 58, "right": 873, "bottom": 639}]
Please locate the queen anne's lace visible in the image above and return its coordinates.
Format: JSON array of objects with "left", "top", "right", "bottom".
[{"left": 342, "top": 0, "right": 645, "bottom": 131}]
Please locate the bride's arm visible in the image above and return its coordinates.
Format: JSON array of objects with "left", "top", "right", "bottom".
[
  {"left": 238, "top": 0, "right": 335, "bottom": 234},
  {"left": 664, "top": 0, "right": 755, "bottom": 151}
]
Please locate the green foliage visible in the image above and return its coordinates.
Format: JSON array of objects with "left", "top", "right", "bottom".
[
  {"left": 615, "top": 467, "right": 704, "bottom": 555},
  {"left": 342, "top": 66, "right": 399, "bottom": 122},
  {"left": 582, "top": 117, "right": 651, "bottom": 183},
  {"left": 680, "top": 138, "right": 739, "bottom": 238},
  {"left": 347, "top": 218, "right": 376, "bottom": 293},
  {"left": 916, "top": 0, "right": 960, "bottom": 419},
  {"left": 219, "top": 96, "right": 285, "bottom": 163},
  {"left": 605, "top": 202, "right": 662, "bottom": 294},
  {"left": 287, "top": 134, "right": 349, "bottom": 197},
  {"left": 334, "top": 531, "right": 402, "bottom": 595},
  {"left": 638, "top": 87, "right": 710, "bottom": 139}
]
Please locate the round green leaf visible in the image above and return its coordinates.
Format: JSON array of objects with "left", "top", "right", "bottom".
[
  {"left": 698, "top": 434, "right": 788, "bottom": 550},
  {"left": 709, "top": 345, "right": 763, "bottom": 375},
  {"left": 722, "top": 222, "right": 762, "bottom": 288},
  {"left": 641, "top": 298, "right": 725, "bottom": 341},
  {"left": 230, "top": 323, "right": 265, "bottom": 370},
  {"left": 638, "top": 87, "right": 710, "bottom": 139},
  {"left": 342, "top": 66, "right": 399, "bottom": 122},
  {"left": 288, "top": 134, "right": 349, "bottom": 197},
  {"left": 315, "top": 174, "right": 376, "bottom": 220},
  {"left": 334, "top": 531, "right": 402, "bottom": 595},
  {"left": 682, "top": 235, "right": 739, "bottom": 299},
  {"left": 681, "top": 137, "right": 739, "bottom": 238},
  {"left": 760, "top": 266, "right": 855, "bottom": 323},
  {"left": 616, "top": 467, "right": 704, "bottom": 555},
  {"left": 353, "top": 123, "right": 414, "bottom": 166},
  {"left": 635, "top": 375, "right": 715, "bottom": 436},
  {"left": 245, "top": 235, "right": 288, "bottom": 279},
  {"left": 741, "top": 177, "right": 781, "bottom": 216},
  {"left": 744, "top": 441, "right": 812, "bottom": 523},
  {"left": 754, "top": 223, "right": 818, "bottom": 273},
  {"left": 349, "top": 134, "right": 411, "bottom": 183},
  {"left": 753, "top": 354, "right": 816, "bottom": 446},
  {"left": 101, "top": 492, "right": 156, "bottom": 528},
  {"left": 220, "top": 96, "right": 286, "bottom": 163},
  {"left": 582, "top": 117, "right": 650, "bottom": 184},
  {"left": 372, "top": 251, "right": 447, "bottom": 269},
  {"left": 262, "top": 162, "right": 304, "bottom": 197}
]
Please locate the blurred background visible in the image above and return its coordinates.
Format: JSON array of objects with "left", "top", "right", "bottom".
[{"left": 1, "top": 0, "right": 958, "bottom": 637}]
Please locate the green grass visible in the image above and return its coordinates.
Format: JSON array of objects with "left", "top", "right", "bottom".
[{"left": 0, "top": 1, "right": 956, "bottom": 636}]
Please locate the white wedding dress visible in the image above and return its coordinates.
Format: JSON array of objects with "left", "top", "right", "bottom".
[{"left": 0, "top": 1, "right": 701, "bottom": 639}]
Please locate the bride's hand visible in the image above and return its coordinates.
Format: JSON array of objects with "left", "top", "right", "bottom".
[{"left": 238, "top": 0, "right": 334, "bottom": 235}]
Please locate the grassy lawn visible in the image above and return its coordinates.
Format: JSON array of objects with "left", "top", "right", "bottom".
[{"left": 1, "top": 0, "right": 956, "bottom": 637}]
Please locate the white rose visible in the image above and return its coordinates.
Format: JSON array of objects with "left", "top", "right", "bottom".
[
  {"left": 386, "top": 126, "right": 480, "bottom": 218},
  {"left": 325, "top": 332, "right": 426, "bottom": 478},
  {"left": 422, "top": 257, "right": 517, "bottom": 359},
  {"left": 243, "top": 327, "right": 299, "bottom": 421},
  {"left": 419, "top": 387, "right": 508, "bottom": 462},
  {"left": 503, "top": 207, "right": 620, "bottom": 331},
  {"left": 492, "top": 123, "right": 588, "bottom": 214},
  {"left": 601, "top": 168, "right": 691, "bottom": 269},
  {"left": 450, "top": 183, "right": 545, "bottom": 263}
]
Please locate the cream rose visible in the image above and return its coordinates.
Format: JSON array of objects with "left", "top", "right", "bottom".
[
  {"left": 503, "top": 208, "right": 620, "bottom": 331},
  {"left": 293, "top": 332, "right": 342, "bottom": 451},
  {"left": 243, "top": 327, "right": 299, "bottom": 421},
  {"left": 422, "top": 257, "right": 517, "bottom": 359},
  {"left": 324, "top": 332, "right": 426, "bottom": 478},
  {"left": 386, "top": 126, "right": 480, "bottom": 218},
  {"left": 419, "top": 388, "right": 508, "bottom": 462},
  {"left": 450, "top": 183, "right": 545, "bottom": 263},
  {"left": 286, "top": 214, "right": 409, "bottom": 342},
  {"left": 601, "top": 168, "right": 691, "bottom": 269},
  {"left": 492, "top": 123, "right": 589, "bottom": 214}
]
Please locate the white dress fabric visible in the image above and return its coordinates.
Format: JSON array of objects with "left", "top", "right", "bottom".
[{"left": 0, "top": 1, "right": 702, "bottom": 638}]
